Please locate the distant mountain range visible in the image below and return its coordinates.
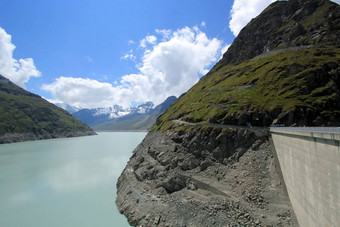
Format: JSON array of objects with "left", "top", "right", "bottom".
[
  {"left": 93, "top": 96, "right": 177, "bottom": 131},
  {"left": 0, "top": 75, "right": 96, "bottom": 144},
  {"left": 57, "top": 104, "right": 132, "bottom": 127},
  {"left": 57, "top": 96, "right": 177, "bottom": 131}
]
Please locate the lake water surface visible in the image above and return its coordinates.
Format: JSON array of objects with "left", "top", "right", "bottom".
[{"left": 0, "top": 132, "right": 147, "bottom": 227}]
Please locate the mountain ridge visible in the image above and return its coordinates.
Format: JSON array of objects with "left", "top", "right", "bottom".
[
  {"left": 93, "top": 96, "right": 177, "bottom": 131},
  {"left": 68, "top": 101, "right": 156, "bottom": 127},
  {"left": 153, "top": 0, "right": 340, "bottom": 130},
  {"left": 222, "top": 0, "right": 340, "bottom": 65},
  {"left": 0, "top": 75, "right": 96, "bottom": 144}
]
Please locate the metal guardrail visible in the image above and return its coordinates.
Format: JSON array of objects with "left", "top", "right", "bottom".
[{"left": 270, "top": 127, "right": 340, "bottom": 135}]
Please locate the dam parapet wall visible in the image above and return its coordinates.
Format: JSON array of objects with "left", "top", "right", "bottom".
[{"left": 270, "top": 127, "right": 340, "bottom": 227}]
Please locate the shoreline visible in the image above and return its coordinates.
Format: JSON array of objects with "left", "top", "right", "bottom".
[
  {"left": 95, "top": 130, "right": 149, "bottom": 132},
  {"left": 116, "top": 128, "right": 298, "bottom": 226},
  {"left": 0, "top": 130, "right": 97, "bottom": 144}
]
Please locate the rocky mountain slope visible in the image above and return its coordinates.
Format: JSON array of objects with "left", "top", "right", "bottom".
[
  {"left": 0, "top": 75, "right": 96, "bottom": 143},
  {"left": 117, "top": 128, "right": 296, "bottom": 226},
  {"left": 223, "top": 0, "right": 340, "bottom": 65},
  {"left": 116, "top": 0, "right": 339, "bottom": 226},
  {"left": 93, "top": 96, "right": 176, "bottom": 131},
  {"left": 153, "top": 0, "right": 339, "bottom": 129}
]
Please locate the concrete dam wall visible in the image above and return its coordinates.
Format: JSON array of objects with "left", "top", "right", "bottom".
[{"left": 270, "top": 127, "right": 340, "bottom": 227}]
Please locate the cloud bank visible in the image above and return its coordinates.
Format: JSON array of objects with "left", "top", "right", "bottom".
[
  {"left": 0, "top": 27, "right": 41, "bottom": 88},
  {"left": 43, "top": 26, "right": 225, "bottom": 108},
  {"left": 139, "top": 35, "right": 157, "bottom": 48},
  {"left": 229, "top": 0, "right": 276, "bottom": 36}
]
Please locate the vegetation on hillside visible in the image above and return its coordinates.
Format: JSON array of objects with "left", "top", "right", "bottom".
[
  {"left": 152, "top": 0, "right": 340, "bottom": 131},
  {"left": 153, "top": 47, "right": 340, "bottom": 131},
  {"left": 0, "top": 75, "right": 94, "bottom": 137}
]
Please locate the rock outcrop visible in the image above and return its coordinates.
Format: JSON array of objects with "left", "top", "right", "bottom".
[{"left": 117, "top": 126, "right": 297, "bottom": 226}]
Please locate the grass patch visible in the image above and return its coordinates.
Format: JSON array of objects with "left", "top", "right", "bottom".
[{"left": 155, "top": 47, "right": 340, "bottom": 130}]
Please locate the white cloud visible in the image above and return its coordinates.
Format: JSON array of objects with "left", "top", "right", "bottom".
[
  {"left": 0, "top": 27, "right": 41, "bottom": 88},
  {"left": 135, "top": 26, "right": 222, "bottom": 103},
  {"left": 121, "top": 50, "right": 136, "bottom": 61},
  {"left": 139, "top": 35, "right": 157, "bottom": 48},
  {"left": 229, "top": 0, "right": 275, "bottom": 36},
  {"left": 156, "top": 29, "right": 172, "bottom": 41},
  {"left": 42, "top": 77, "right": 118, "bottom": 108},
  {"left": 201, "top": 21, "right": 206, "bottom": 28},
  {"left": 43, "top": 26, "right": 225, "bottom": 108}
]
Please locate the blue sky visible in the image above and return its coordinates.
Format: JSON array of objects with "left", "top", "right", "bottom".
[{"left": 1, "top": 0, "right": 339, "bottom": 108}]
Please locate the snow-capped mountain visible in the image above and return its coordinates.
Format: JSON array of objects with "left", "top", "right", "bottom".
[
  {"left": 93, "top": 96, "right": 177, "bottom": 131},
  {"left": 57, "top": 97, "right": 176, "bottom": 129},
  {"left": 131, "top": 102, "right": 154, "bottom": 114},
  {"left": 92, "top": 105, "right": 131, "bottom": 119},
  {"left": 57, "top": 101, "right": 156, "bottom": 127}
]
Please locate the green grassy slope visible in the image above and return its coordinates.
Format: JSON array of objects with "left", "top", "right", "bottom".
[
  {"left": 153, "top": 47, "right": 340, "bottom": 131},
  {"left": 0, "top": 75, "right": 95, "bottom": 137},
  {"left": 152, "top": 0, "right": 340, "bottom": 131}
]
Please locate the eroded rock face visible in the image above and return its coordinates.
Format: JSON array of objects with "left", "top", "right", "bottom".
[{"left": 116, "top": 127, "right": 298, "bottom": 226}]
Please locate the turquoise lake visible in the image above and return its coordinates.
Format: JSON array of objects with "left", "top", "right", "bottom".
[{"left": 0, "top": 132, "right": 147, "bottom": 227}]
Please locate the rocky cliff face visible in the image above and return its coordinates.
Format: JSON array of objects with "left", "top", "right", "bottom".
[
  {"left": 117, "top": 126, "right": 297, "bottom": 226},
  {"left": 116, "top": 0, "right": 339, "bottom": 226}
]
